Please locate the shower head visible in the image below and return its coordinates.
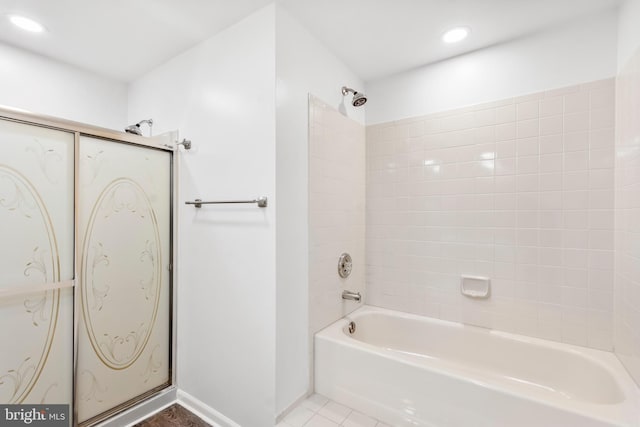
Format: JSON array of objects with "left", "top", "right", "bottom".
[
  {"left": 352, "top": 92, "right": 367, "bottom": 107},
  {"left": 125, "top": 124, "right": 143, "bottom": 135},
  {"left": 341, "top": 86, "right": 367, "bottom": 107},
  {"left": 125, "top": 119, "right": 153, "bottom": 136}
]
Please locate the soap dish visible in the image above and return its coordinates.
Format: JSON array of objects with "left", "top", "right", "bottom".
[{"left": 460, "top": 275, "right": 490, "bottom": 299}]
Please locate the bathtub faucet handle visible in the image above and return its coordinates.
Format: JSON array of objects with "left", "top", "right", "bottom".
[{"left": 342, "top": 290, "right": 361, "bottom": 302}]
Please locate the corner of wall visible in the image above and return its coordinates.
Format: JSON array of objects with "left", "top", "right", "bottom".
[
  {"left": 617, "top": 0, "right": 640, "bottom": 72},
  {"left": 274, "top": 4, "right": 366, "bottom": 415},
  {"left": 614, "top": 0, "right": 640, "bottom": 386}
]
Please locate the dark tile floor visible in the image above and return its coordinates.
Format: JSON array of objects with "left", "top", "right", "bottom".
[{"left": 134, "top": 404, "right": 211, "bottom": 427}]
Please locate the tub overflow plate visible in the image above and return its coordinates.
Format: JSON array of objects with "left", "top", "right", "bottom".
[{"left": 348, "top": 321, "right": 356, "bottom": 334}]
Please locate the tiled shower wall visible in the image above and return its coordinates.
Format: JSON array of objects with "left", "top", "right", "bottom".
[
  {"left": 366, "top": 79, "right": 615, "bottom": 350},
  {"left": 309, "top": 96, "right": 366, "bottom": 336},
  {"left": 615, "top": 48, "right": 640, "bottom": 384}
]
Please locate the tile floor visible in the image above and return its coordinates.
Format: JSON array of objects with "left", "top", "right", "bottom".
[{"left": 278, "top": 394, "right": 390, "bottom": 427}]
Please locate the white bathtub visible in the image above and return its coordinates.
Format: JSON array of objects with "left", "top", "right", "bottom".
[{"left": 315, "top": 306, "right": 640, "bottom": 427}]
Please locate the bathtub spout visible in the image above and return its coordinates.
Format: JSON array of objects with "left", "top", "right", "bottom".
[{"left": 342, "top": 290, "right": 361, "bottom": 302}]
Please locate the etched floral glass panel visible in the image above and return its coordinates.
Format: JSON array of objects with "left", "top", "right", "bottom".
[
  {"left": 76, "top": 135, "right": 171, "bottom": 424},
  {"left": 0, "top": 119, "right": 74, "bottom": 410}
]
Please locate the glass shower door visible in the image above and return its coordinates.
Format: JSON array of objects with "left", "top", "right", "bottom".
[
  {"left": 0, "top": 119, "right": 74, "bottom": 409},
  {"left": 76, "top": 135, "right": 172, "bottom": 424}
]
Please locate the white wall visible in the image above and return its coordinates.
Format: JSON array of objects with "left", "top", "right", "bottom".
[
  {"left": 0, "top": 42, "right": 127, "bottom": 130},
  {"left": 366, "top": 10, "right": 618, "bottom": 125},
  {"left": 617, "top": 0, "right": 640, "bottom": 71},
  {"left": 128, "top": 6, "right": 277, "bottom": 426},
  {"left": 274, "top": 4, "right": 364, "bottom": 415}
]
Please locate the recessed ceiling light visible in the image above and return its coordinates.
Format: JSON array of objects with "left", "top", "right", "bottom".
[
  {"left": 442, "top": 27, "right": 469, "bottom": 44},
  {"left": 9, "top": 15, "right": 45, "bottom": 33}
]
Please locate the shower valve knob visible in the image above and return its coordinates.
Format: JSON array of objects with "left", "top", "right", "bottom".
[{"left": 338, "top": 253, "right": 352, "bottom": 278}]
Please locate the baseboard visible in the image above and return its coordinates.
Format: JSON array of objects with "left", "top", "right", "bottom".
[
  {"left": 177, "top": 389, "right": 241, "bottom": 427},
  {"left": 96, "top": 387, "right": 177, "bottom": 427},
  {"left": 276, "top": 392, "right": 309, "bottom": 423},
  {"left": 93, "top": 387, "right": 242, "bottom": 427}
]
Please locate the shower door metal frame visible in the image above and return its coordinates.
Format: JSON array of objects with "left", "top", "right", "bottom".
[{"left": 0, "top": 106, "right": 179, "bottom": 427}]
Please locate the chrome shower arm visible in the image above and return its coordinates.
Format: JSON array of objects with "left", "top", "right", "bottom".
[{"left": 342, "top": 86, "right": 355, "bottom": 96}]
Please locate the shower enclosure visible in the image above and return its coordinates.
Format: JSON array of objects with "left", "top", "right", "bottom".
[{"left": 0, "top": 108, "right": 176, "bottom": 426}]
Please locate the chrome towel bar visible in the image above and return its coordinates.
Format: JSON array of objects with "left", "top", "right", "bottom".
[{"left": 185, "top": 196, "right": 268, "bottom": 208}]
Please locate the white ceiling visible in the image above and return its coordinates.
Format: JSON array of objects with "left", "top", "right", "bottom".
[
  {"left": 0, "top": 0, "right": 622, "bottom": 83},
  {"left": 280, "top": 0, "right": 622, "bottom": 82},
  {"left": 0, "top": 0, "right": 273, "bottom": 81}
]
